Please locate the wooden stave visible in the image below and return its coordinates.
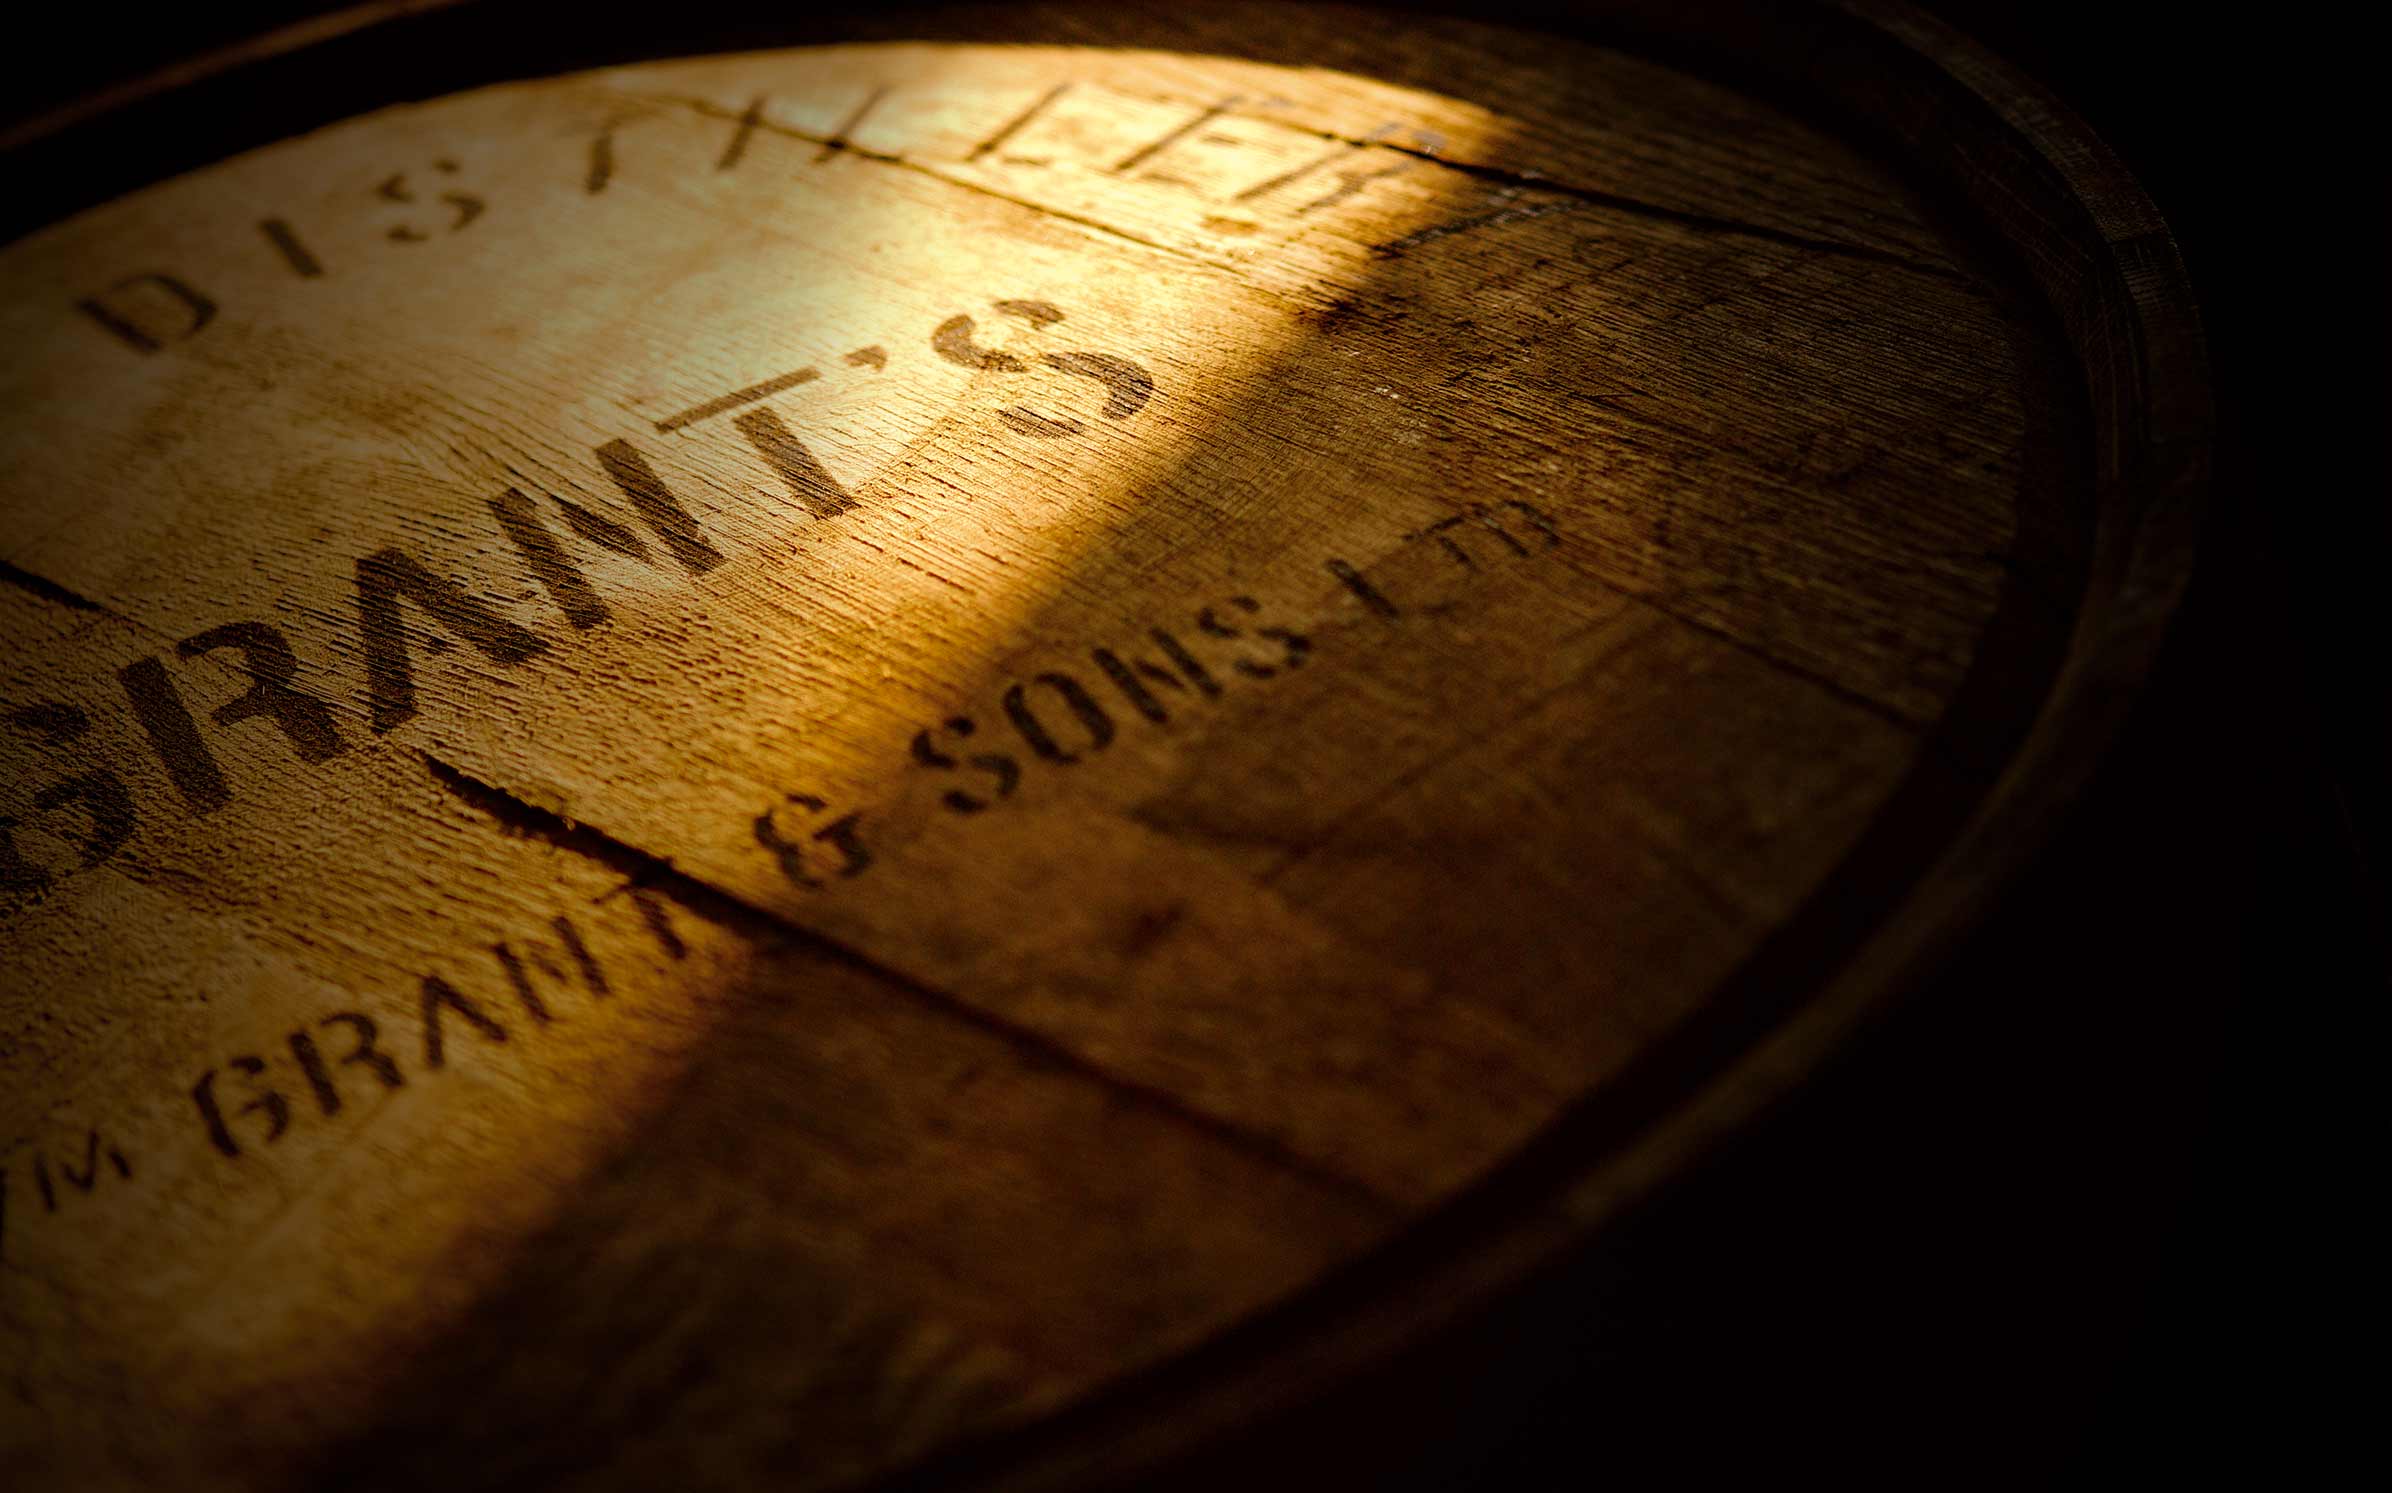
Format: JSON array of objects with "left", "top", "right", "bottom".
[
  {"left": 844, "top": 5, "right": 2210, "bottom": 1488},
  {"left": 0, "top": 3, "right": 2208, "bottom": 1487}
]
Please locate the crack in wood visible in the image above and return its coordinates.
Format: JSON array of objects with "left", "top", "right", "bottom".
[
  {"left": 1151, "top": 88, "right": 1971, "bottom": 279},
  {"left": 1357, "top": 135, "right": 1972, "bottom": 281},
  {"left": 627, "top": 79, "right": 1965, "bottom": 283},
  {"left": 418, "top": 752, "right": 1401, "bottom": 1216},
  {"left": 0, "top": 557, "right": 112, "bottom": 616}
]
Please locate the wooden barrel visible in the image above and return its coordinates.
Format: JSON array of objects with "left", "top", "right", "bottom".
[{"left": 0, "top": 3, "right": 2207, "bottom": 1487}]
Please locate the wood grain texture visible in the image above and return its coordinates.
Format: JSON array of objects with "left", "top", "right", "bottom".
[{"left": 0, "top": 4, "right": 2203, "bottom": 1489}]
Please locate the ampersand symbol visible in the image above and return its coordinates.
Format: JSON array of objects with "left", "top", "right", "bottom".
[{"left": 753, "top": 793, "right": 872, "bottom": 888}]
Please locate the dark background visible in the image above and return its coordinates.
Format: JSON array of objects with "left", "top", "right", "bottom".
[{"left": 5, "top": 3, "right": 2375, "bottom": 1485}]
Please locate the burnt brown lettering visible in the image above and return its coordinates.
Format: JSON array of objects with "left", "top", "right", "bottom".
[
  {"left": 1406, "top": 502, "right": 1563, "bottom": 570},
  {"left": 717, "top": 95, "right": 767, "bottom": 171},
  {"left": 815, "top": 85, "right": 888, "bottom": 164},
  {"left": 258, "top": 218, "right": 324, "bottom": 278},
  {"left": 1498, "top": 499, "right": 1563, "bottom": 548},
  {"left": 1195, "top": 597, "right": 1310, "bottom": 677},
  {"left": 192, "top": 1057, "right": 289, "bottom": 1160},
  {"left": 320, "top": 1012, "right": 404, "bottom": 1092},
  {"left": 931, "top": 314, "right": 1027, "bottom": 373},
  {"left": 1091, "top": 648, "right": 1171, "bottom": 724},
  {"left": 0, "top": 768, "right": 136, "bottom": 891},
  {"left": 1038, "top": 351, "right": 1155, "bottom": 420},
  {"left": 553, "top": 916, "right": 609, "bottom": 998},
  {"left": 1325, "top": 558, "right": 1402, "bottom": 618},
  {"left": 32, "top": 1130, "right": 133, "bottom": 1212},
  {"left": 589, "top": 439, "right": 726, "bottom": 573},
  {"left": 998, "top": 347, "right": 1158, "bottom": 437},
  {"left": 1003, "top": 673, "right": 1114, "bottom": 764},
  {"left": 1146, "top": 630, "right": 1222, "bottom": 698},
  {"left": 191, "top": 1016, "right": 399, "bottom": 1161},
  {"left": 1301, "top": 158, "right": 1413, "bottom": 217},
  {"left": 76, "top": 273, "right": 216, "bottom": 353},
  {"left": 732, "top": 407, "right": 856, "bottom": 520},
  {"left": 625, "top": 887, "right": 686, "bottom": 960},
  {"left": 0, "top": 823, "right": 44, "bottom": 896},
  {"left": 909, "top": 717, "right": 1021, "bottom": 814},
  {"left": 288, "top": 1030, "right": 342, "bottom": 1117},
  {"left": 754, "top": 793, "right": 873, "bottom": 887},
  {"left": 490, "top": 921, "right": 606, "bottom": 1023},
  {"left": 1234, "top": 125, "right": 1398, "bottom": 203},
  {"left": 655, "top": 367, "right": 821, "bottom": 434},
  {"left": 967, "top": 81, "right": 1069, "bottom": 162},
  {"left": 354, "top": 549, "right": 549, "bottom": 733},
  {"left": 1412, "top": 514, "right": 1478, "bottom": 569},
  {"left": 1370, "top": 188, "right": 1578, "bottom": 256},
  {"left": 2, "top": 704, "right": 138, "bottom": 893},
  {"left": 996, "top": 406, "right": 1082, "bottom": 438},
  {"left": 811, "top": 811, "right": 871, "bottom": 879},
  {"left": 491, "top": 943, "right": 556, "bottom": 1024},
  {"left": 585, "top": 116, "right": 625, "bottom": 194},
  {"left": 177, "top": 621, "right": 347, "bottom": 763},
  {"left": 1114, "top": 96, "right": 1242, "bottom": 174},
  {"left": 487, "top": 487, "right": 648, "bottom": 630},
  {"left": 379, "top": 159, "right": 484, "bottom": 241},
  {"left": 992, "top": 300, "right": 1065, "bottom": 330},
  {"left": 418, "top": 975, "right": 507, "bottom": 1070},
  {"left": 119, "top": 657, "right": 231, "bottom": 813}
]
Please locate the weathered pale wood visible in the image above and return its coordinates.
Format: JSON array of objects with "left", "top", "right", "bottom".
[{"left": 0, "top": 4, "right": 2197, "bottom": 1489}]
